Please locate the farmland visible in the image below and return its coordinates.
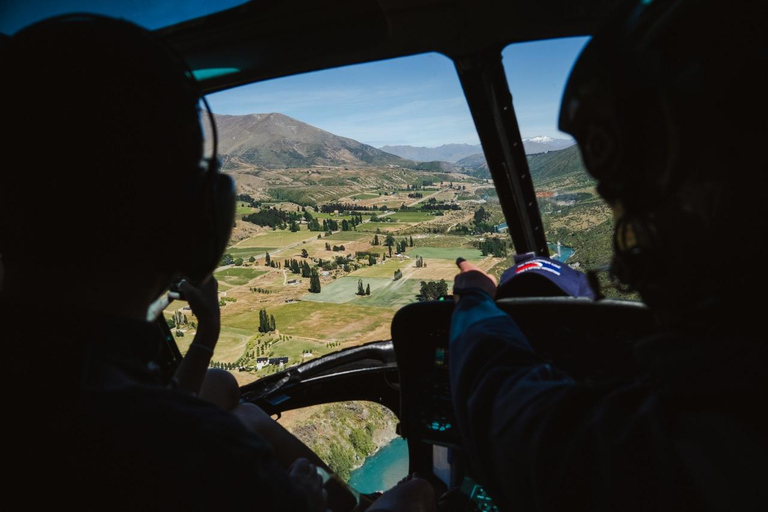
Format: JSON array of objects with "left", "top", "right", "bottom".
[{"left": 164, "top": 172, "right": 510, "bottom": 386}]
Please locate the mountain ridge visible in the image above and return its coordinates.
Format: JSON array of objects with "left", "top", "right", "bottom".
[{"left": 214, "top": 113, "right": 411, "bottom": 169}]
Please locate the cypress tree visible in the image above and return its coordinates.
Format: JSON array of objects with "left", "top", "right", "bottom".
[
  {"left": 365, "top": 284, "right": 371, "bottom": 295},
  {"left": 309, "top": 268, "right": 321, "bottom": 293}
]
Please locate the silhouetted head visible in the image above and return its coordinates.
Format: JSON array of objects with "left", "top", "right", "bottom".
[
  {"left": 559, "top": 0, "right": 766, "bottom": 314},
  {"left": 1, "top": 15, "right": 233, "bottom": 290}
]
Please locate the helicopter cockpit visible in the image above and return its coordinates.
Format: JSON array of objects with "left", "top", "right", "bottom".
[{"left": 2, "top": 0, "right": 680, "bottom": 509}]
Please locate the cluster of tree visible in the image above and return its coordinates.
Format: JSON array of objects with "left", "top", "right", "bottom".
[
  {"left": 219, "top": 296, "right": 237, "bottom": 307},
  {"left": 306, "top": 214, "right": 322, "bottom": 231},
  {"left": 309, "top": 268, "right": 322, "bottom": 293},
  {"left": 167, "top": 310, "right": 189, "bottom": 330},
  {"left": 415, "top": 256, "right": 425, "bottom": 268},
  {"left": 417, "top": 280, "right": 449, "bottom": 301},
  {"left": 209, "top": 361, "right": 240, "bottom": 370},
  {"left": 242, "top": 207, "right": 291, "bottom": 229},
  {"left": 477, "top": 237, "right": 509, "bottom": 257},
  {"left": 236, "top": 193, "right": 259, "bottom": 208},
  {"left": 369, "top": 214, "right": 394, "bottom": 222},
  {"left": 258, "top": 309, "right": 277, "bottom": 333},
  {"left": 473, "top": 206, "right": 495, "bottom": 233},
  {"left": 320, "top": 203, "right": 376, "bottom": 213},
  {"left": 393, "top": 269, "right": 403, "bottom": 281},
  {"left": 356, "top": 279, "right": 371, "bottom": 296},
  {"left": 324, "top": 242, "right": 347, "bottom": 252},
  {"left": 219, "top": 253, "right": 234, "bottom": 266},
  {"left": 407, "top": 192, "right": 423, "bottom": 198},
  {"left": 174, "top": 330, "right": 185, "bottom": 337},
  {"left": 249, "top": 287, "right": 272, "bottom": 294},
  {"left": 420, "top": 203, "right": 461, "bottom": 211},
  {"left": 285, "top": 258, "right": 311, "bottom": 276}
]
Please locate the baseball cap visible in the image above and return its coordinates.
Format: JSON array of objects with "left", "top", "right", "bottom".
[{"left": 498, "top": 252, "right": 595, "bottom": 299}]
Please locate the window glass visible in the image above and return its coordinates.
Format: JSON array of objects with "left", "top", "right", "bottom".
[
  {"left": 279, "top": 402, "right": 407, "bottom": 492},
  {"left": 501, "top": 37, "right": 639, "bottom": 300},
  {"left": 166, "top": 53, "right": 513, "bottom": 386}
]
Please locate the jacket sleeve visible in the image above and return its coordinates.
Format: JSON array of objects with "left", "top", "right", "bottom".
[{"left": 448, "top": 290, "right": 680, "bottom": 512}]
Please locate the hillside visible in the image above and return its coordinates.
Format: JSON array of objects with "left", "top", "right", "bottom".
[
  {"left": 527, "top": 144, "right": 590, "bottom": 184},
  {"left": 456, "top": 145, "right": 592, "bottom": 187},
  {"left": 214, "top": 113, "right": 411, "bottom": 169}
]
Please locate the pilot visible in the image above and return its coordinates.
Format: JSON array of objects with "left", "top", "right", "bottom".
[
  {"left": 0, "top": 14, "right": 332, "bottom": 511},
  {"left": 451, "top": 0, "right": 766, "bottom": 511}
]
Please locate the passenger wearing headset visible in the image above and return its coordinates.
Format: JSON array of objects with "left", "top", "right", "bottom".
[
  {"left": 0, "top": 16, "right": 439, "bottom": 512},
  {"left": 450, "top": 0, "right": 766, "bottom": 511},
  {"left": 0, "top": 14, "right": 329, "bottom": 511}
]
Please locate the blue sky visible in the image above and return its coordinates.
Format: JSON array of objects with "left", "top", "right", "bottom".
[
  {"left": 208, "top": 37, "right": 590, "bottom": 148},
  {"left": 3, "top": 1, "right": 589, "bottom": 148}
]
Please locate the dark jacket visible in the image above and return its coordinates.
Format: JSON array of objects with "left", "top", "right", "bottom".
[
  {"left": 449, "top": 290, "right": 767, "bottom": 512},
  {"left": 3, "top": 303, "right": 309, "bottom": 511}
]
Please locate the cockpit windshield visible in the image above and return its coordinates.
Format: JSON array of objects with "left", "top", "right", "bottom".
[{"left": 168, "top": 52, "right": 500, "bottom": 387}]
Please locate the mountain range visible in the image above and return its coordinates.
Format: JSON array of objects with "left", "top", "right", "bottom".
[
  {"left": 212, "top": 112, "right": 577, "bottom": 175},
  {"left": 380, "top": 137, "right": 574, "bottom": 162}
]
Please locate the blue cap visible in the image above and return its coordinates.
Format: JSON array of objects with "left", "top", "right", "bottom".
[{"left": 499, "top": 252, "right": 595, "bottom": 299}]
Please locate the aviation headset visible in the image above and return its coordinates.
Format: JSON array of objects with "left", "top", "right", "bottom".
[
  {"left": 558, "top": 0, "right": 762, "bottom": 305},
  {"left": 5, "top": 14, "right": 236, "bottom": 283}
]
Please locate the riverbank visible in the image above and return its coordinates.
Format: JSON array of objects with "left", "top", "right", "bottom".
[{"left": 282, "top": 401, "right": 399, "bottom": 481}]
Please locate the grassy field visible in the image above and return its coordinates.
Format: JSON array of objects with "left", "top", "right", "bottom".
[
  {"left": 349, "top": 258, "right": 410, "bottom": 278},
  {"left": 322, "top": 231, "right": 371, "bottom": 241},
  {"left": 236, "top": 202, "right": 257, "bottom": 215},
  {"left": 356, "top": 222, "right": 410, "bottom": 233},
  {"left": 388, "top": 211, "right": 437, "bottom": 223},
  {"left": 301, "top": 276, "right": 396, "bottom": 304},
  {"left": 225, "top": 246, "right": 276, "bottom": 259},
  {"left": 224, "top": 301, "right": 393, "bottom": 343},
  {"left": 357, "top": 278, "right": 425, "bottom": 308},
  {"left": 214, "top": 267, "right": 268, "bottom": 285},
  {"left": 411, "top": 234, "right": 475, "bottom": 248},
  {"left": 236, "top": 230, "right": 316, "bottom": 247},
  {"left": 409, "top": 247, "right": 484, "bottom": 261},
  {"left": 350, "top": 193, "right": 380, "bottom": 200}
]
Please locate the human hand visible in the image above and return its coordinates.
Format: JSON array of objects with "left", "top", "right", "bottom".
[
  {"left": 176, "top": 276, "right": 220, "bottom": 340},
  {"left": 288, "top": 458, "right": 329, "bottom": 512},
  {"left": 453, "top": 257, "right": 497, "bottom": 300}
]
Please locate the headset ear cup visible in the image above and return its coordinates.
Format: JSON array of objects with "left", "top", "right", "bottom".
[
  {"left": 179, "top": 170, "right": 235, "bottom": 283},
  {"left": 211, "top": 173, "right": 236, "bottom": 265}
]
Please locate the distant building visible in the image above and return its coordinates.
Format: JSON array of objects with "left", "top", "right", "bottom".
[
  {"left": 256, "top": 357, "right": 268, "bottom": 364},
  {"left": 268, "top": 356, "right": 289, "bottom": 366}
]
